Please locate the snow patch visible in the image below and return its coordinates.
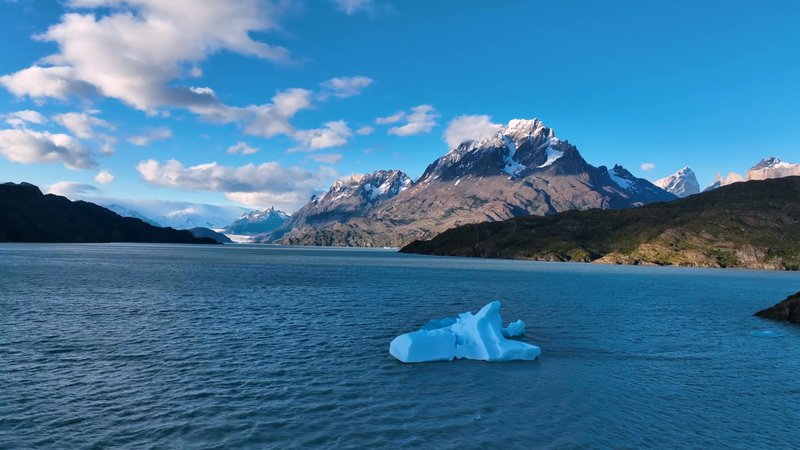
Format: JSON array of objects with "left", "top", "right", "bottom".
[
  {"left": 538, "top": 147, "right": 564, "bottom": 168},
  {"left": 502, "top": 136, "right": 526, "bottom": 177},
  {"left": 608, "top": 168, "right": 634, "bottom": 191}
]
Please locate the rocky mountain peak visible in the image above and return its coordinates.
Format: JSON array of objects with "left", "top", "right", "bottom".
[
  {"left": 752, "top": 157, "right": 782, "bottom": 170},
  {"left": 654, "top": 166, "right": 701, "bottom": 198},
  {"left": 319, "top": 170, "right": 412, "bottom": 205},
  {"left": 419, "top": 118, "right": 575, "bottom": 182}
]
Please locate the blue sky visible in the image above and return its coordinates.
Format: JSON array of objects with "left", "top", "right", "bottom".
[{"left": 1, "top": 0, "right": 799, "bottom": 214}]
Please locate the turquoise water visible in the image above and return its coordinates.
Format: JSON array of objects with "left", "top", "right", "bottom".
[{"left": 1, "top": 243, "right": 799, "bottom": 449}]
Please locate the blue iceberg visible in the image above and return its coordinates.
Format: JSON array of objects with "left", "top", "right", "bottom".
[{"left": 389, "top": 301, "right": 541, "bottom": 363}]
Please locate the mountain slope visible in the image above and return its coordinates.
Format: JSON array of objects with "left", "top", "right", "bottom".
[
  {"left": 188, "top": 227, "right": 233, "bottom": 244},
  {"left": 747, "top": 157, "right": 800, "bottom": 180},
  {"left": 272, "top": 119, "right": 675, "bottom": 247},
  {"left": 401, "top": 177, "right": 800, "bottom": 271},
  {"left": 654, "top": 166, "right": 700, "bottom": 197},
  {"left": 0, "top": 182, "right": 216, "bottom": 244},
  {"left": 224, "top": 207, "right": 289, "bottom": 235},
  {"left": 105, "top": 203, "right": 161, "bottom": 227}
]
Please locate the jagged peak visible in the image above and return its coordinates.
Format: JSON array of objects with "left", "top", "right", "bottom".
[{"left": 751, "top": 157, "right": 788, "bottom": 170}]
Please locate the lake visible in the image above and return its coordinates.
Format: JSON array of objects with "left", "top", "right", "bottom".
[{"left": 1, "top": 243, "right": 798, "bottom": 448}]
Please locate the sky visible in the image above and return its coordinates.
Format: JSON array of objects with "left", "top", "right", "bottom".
[{"left": 1, "top": 0, "right": 799, "bottom": 216}]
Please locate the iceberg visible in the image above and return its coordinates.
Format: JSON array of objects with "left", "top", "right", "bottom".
[{"left": 389, "top": 301, "right": 541, "bottom": 363}]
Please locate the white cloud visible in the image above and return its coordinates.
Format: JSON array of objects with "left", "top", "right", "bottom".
[
  {"left": 355, "top": 125, "right": 374, "bottom": 135},
  {"left": 0, "top": 66, "right": 93, "bottom": 100},
  {"left": 333, "top": 0, "right": 372, "bottom": 14},
  {"left": 95, "top": 169, "right": 114, "bottom": 184},
  {"left": 375, "top": 111, "right": 404, "bottom": 125},
  {"left": 640, "top": 162, "right": 656, "bottom": 172},
  {"left": 128, "top": 127, "right": 173, "bottom": 146},
  {"left": 0, "top": 1, "right": 291, "bottom": 112},
  {"left": 46, "top": 181, "right": 98, "bottom": 196},
  {"left": 54, "top": 111, "right": 115, "bottom": 139},
  {"left": 0, "top": 128, "right": 96, "bottom": 169},
  {"left": 136, "top": 159, "right": 330, "bottom": 211},
  {"left": 319, "top": 76, "right": 373, "bottom": 99},
  {"left": 291, "top": 120, "right": 353, "bottom": 152},
  {"left": 332, "top": 0, "right": 393, "bottom": 16},
  {"left": 224, "top": 191, "right": 311, "bottom": 211},
  {"left": 227, "top": 142, "right": 259, "bottom": 155},
  {"left": 309, "top": 153, "right": 344, "bottom": 164},
  {"left": 386, "top": 104, "right": 438, "bottom": 136},
  {"left": 4, "top": 110, "right": 47, "bottom": 127},
  {"left": 443, "top": 114, "right": 502, "bottom": 148}
]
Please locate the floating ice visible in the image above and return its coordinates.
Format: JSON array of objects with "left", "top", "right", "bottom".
[
  {"left": 389, "top": 301, "right": 541, "bottom": 363},
  {"left": 502, "top": 319, "right": 526, "bottom": 338}
]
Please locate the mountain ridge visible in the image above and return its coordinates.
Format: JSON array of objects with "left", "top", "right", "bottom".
[
  {"left": 266, "top": 118, "right": 675, "bottom": 247},
  {"left": 0, "top": 182, "right": 217, "bottom": 244},
  {"left": 401, "top": 176, "right": 800, "bottom": 271}
]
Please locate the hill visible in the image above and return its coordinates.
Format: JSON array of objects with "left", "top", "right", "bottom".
[
  {"left": 401, "top": 177, "right": 800, "bottom": 270},
  {"left": 0, "top": 182, "right": 216, "bottom": 244}
]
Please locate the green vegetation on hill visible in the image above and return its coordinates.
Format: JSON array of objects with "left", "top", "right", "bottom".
[
  {"left": 0, "top": 182, "right": 216, "bottom": 244},
  {"left": 401, "top": 176, "right": 800, "bottom": 270}
]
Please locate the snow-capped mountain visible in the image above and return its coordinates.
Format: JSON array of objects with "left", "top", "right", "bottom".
[
  {"left": 224, "top": 207, "right": 290, "bottom": 235},
  {"left": 603, "top": 165, "right": 677, "bottom": 204},
  {"left": 267, "top": 170, "right": 412, "bottom": 242},
  {"left": 746, "top": 157, "right": 800, "bottom": 180},
  {"left": 268, "top": 118, "right": 676, "bottom": 247},
  {"left": 104, "top": 204, "right": 161, "bottom": 227},
  {"left": 704, "top": 157, "right": 800, "bottom": 192},
  {"left": 155, "top": 210, "right": 228, "bottom": 230},
  {"left": 654, "top": 167, "right": 701, "bottom": 198}
]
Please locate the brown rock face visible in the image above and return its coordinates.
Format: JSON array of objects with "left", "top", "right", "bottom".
[{"left": 755, "top": 292, "right": 800, "bottom": 324}]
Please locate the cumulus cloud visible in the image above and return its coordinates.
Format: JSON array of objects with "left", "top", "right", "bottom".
[
  {"left": 224, "top": 191, "right": 312, "bottom": 211},
  {"left": 0, "top": 128, "right": 96, "bottom": 169},
  {"left": 309, "top": 153, "right": 344, "bottom": 164},
  {"left": 128, "top": 127, "right": 173, "bottom": 146},
  {"left": 227, "top": 142, "right": 259, "bottom": 155},
  {"left": 444, "top": 114, "right": 503, "bottom": 148},
  {"left": 0, "top": 66, "right": 94, "bottom": 100},
  {"left": 0, "top": 0, "right": 290, "bottom": 112},
  {"left": 355, "top": 125, "right": 374, "bottom": 135},
  {"left": 375, "top": 111, "right": 405, "bottom": 125},
  {"left": 3, "top": 110, "right": 47, "bottom": 127},
  {"left": 45, "top": 181, "right": 98, "bottom": 196},
  {"left": 54, "top": 111, "right": 115, "bottom": 139},
  {"left": 136, "top": 159, "right": 330, "bottom": 210},
  {"left": 385, "top": 104, "right": 438, "bottom": 136},
  {"left": 319, "top": 76, "right": 373, "bottom": 99},
  {"left": 640, "top": 162, "right": 656, "bottom": 172},
  {"left": 291, "top": 120, "right": 352, "bottom": 152},
  {"left": 95, "top": 169, "right": 114, "bottom": 184}
]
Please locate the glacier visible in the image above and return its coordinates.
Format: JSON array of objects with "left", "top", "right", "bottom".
[{"left": 389, "top": 301, "right": 541, "bottom": 363}]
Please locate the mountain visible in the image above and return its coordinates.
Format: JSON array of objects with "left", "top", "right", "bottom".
[
  {"left": 267, "top": 170, "right": 413, "bottom": 244},
  {"left": 746, "top": 157, "right": 800, "bottom": 181},
  {"left": 268, "top": 119, "right": 675, "bottom": 247},
  {"left": 704, "top": 172, "right": 744, "bottom": 192},
  {"left": 154, "top": 210, "right": 221, "bottom": 230},
  {"left": 188, "top": 227, "right": 234, "bottom": 244},
  {"left": 654, "top": 166, "right": 700, "bottom": 198},
  {"left": 401, "top": 176, "right": 800, "bottom": 270},
  {"left": 105, "top": 204, "right": 161, "bottom": 227},
  {"left": 0, "top": 182, "right": 216, "bottom": 244},
  {"left": 603, "top": 165, "right": 678, "bottom": 204},
  {"left": 224, "top": 207, "right": 290, "bottom": 235},
  {"left": 703, "top": 157, "right": 799, "bottom": 192}
]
